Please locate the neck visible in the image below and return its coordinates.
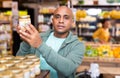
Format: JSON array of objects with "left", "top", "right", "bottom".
[{"left": 53, "top": 32, "right": 69, "bottom": 38}]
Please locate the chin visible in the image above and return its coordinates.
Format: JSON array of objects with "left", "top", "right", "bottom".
[{"left": 57, "top": 31, "right": 69, "bottom": 34}]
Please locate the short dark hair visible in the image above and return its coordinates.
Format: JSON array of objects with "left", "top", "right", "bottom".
[{"left": 101, "top": 18, "right": 111, "bottom": 24}]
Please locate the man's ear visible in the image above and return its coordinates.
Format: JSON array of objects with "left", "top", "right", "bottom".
[
  {"left": 51, "top": 15, "right": 53, "bottom": 23},
  {"left": 72, "top": 20, "right": 76, "bottom": 28},
  {"left": 52, "top": 18, "right": 53, "bottom": 23}
]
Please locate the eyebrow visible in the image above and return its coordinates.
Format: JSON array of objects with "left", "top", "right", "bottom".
[{"left": 54, "top": 14, "right": 71, "bottom": 17}]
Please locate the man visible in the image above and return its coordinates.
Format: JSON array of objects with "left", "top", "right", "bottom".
[{"left": 16, "top": 6, "right": 85, "bottom": 78}]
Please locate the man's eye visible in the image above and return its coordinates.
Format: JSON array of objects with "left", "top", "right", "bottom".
[
  {"left": 64, "top": 16, "right": 70, "bottom": 20},
  {"left": 54, "top": 15, "right": 60, "bottom": 19}
]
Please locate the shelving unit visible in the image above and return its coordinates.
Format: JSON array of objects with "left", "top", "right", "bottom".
[
  {"left": 0, "top": 20, "right": 12, "bottom": 55},
  {"left": 74, "top": 5, "right": 120, "bottom": 41}
]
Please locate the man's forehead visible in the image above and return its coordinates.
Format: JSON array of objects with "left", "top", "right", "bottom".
[{"left": 54, "top": 6, "right": 73, "bottom": 16}]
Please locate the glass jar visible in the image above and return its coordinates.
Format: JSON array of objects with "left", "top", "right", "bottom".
[
  {"left": 9, "top": 67, "right": 23, "bottom": 78},
  {"left": 0, "top": 58, "right": 8, "bottom": 63},
  {"left": 0, "top": 70, "right": 13, "bottom": 78},
  {"left": 4, "top": 55, "right": 14, "bottom": 60},
  {"left": 3, "top": 61, "right": 15, "bottom": 68},
  {"left": 32, "top": 58, "right": 40, "bottom": 75},
  {"left": 26, "top": 54, "right": 37, "bottom": 59},
  {"left": 13, "top": 71, "right": 24, "bottom": 78},
  {"left": 9, "top": 67, "right": 22, "bottom": 74},
  {"left": 23, "top": 59, "right": 35, "bottom": 78},
  {"left": 19, "top": 15, "right": 31, "bottom": 31},
  {"left": 16, "top": 62, "right": 30, "bottom": 78},
  {"left": 15, "top": 56, "right": 26, "bottom": 60},
  {"left": 29, "top": 64, "right": 35, "bottom": 78},
  {"left": 11, "top": 58, "right": 21, "bottom": 64},
  {"left": 0, "top": 64, "right": 7, "bottom": 72},
  {"left": 34, "top": 61, "right": 40, "bottom": 75}
]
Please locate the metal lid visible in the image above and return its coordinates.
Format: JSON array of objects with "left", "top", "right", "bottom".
[
  {"left": 14, "top": 56, "right": 26, "bottom": 60},
  {"left": 19, "top": 15, "right": 30, "bottom": 19},
  {"left": 9, "top": 67, "right": 22, "bottom": 74},
  {"left": 0, "top": 58, "right": 8, "bottom": 63},
  {"left": 26, "top": 54, "right": 37, "bottom": 59},
  {"left": 0, "top": 70, "right": 13, "bottom": 78},
  {"left": 3, "top": 61, "right": 15, "bottom": 68}
]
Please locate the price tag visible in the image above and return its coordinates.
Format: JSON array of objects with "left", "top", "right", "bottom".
[{"left": 115, "top": 76, "right": 120, "bottom": 78}]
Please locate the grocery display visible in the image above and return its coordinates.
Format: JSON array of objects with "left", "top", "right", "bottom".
[
  {"left": 0, "top": 0, "right": 120, "bottom": 78},
  {"left": 83, "top": 42, "right": 120, "bottom": 63},
  {"left": 0, "top": 54, "right": 40, "bottom": 78},
  {"left": 0, "top": 14, "right": 12, "bottom": 56}
]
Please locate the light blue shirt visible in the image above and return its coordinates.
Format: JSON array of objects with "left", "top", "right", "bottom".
[{"left": 40, "top": 32, "right": 66, "bottom": 78}]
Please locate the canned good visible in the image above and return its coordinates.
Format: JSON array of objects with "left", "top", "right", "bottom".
[
  {"left": 19, "top": 15, "right": 31, "bottom": 31},
  {"left": 0, "top": 64, "right": 7, "bottom": 72}
]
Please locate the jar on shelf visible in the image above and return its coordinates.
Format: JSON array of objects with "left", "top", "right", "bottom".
[
  {"left": 16, "top": 62, "right": 30, "bottom": 78},
  {"left": 0, "top": 70, "right": 13, "bottom": 78}
]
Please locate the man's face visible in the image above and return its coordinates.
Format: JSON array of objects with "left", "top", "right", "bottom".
[{"left": 52, "top": 7, "right": 74, "bottom": 35}]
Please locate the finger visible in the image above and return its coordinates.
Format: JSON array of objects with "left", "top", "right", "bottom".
[
  {"left": 29, "top": 24, "right": 37, "bottom": 32},
  {"left": 24, "top": 25, "right": 34, "bottom": 34},
  {"left": 19, "top": 34, "right": 30, "bottom": 43},
  {"left": 19, "top": 30, "right": 31, "bottom": 39},
  {"left": 16, "top": 26, "right": 21, "bottom": 34}
]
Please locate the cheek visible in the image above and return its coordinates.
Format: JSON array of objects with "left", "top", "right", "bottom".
[{"left": 65, "top": 21, "right": 72, "bottom": 27}]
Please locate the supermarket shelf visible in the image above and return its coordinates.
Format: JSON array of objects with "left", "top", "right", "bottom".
[
  {"left": 85, "top": 42, "right": 120, "bottom": 48},
  {"left": 76, "top": 57, "right": 120, "bottom": 75},
  {"left": 73, "top": 5, "right": 120, "bottom": 8}
]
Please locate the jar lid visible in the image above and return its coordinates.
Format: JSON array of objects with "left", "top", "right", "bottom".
[
  {"left": 14, "top": 56, "right": 26, "bottom": 60},
  {"left": 0, "top": 70, "right": 13, "bottom": 78},
  {"left": 4, "top": 55, "right": 14, "bottom": 60},
  {"left": 19, "top": 15, "right": 30, "bottom": 19},
  {"left": 32, "top": 58, "right": 40, "bottom": 62},
  {"left": 3, "top": 61, "right": 14, "bottom": 68},
  {"left": 11, "top": 59, "right": 21, "bottom": 64},
  {"left": 16, "top": 63, "right": 28, "bottom": 69},
  {"left": 24, "top": 59, "right": 33, "bottom": 65},
  {"left": 0, "top": 58, "right": 8, "bottom": 63},
  {"left": 14, "top": 71, "right": 24, "bottom": 78},
  {"left": 9, "top": 67, "right": 22, "bottom": 74},
  {"left": 26, "top": 54, "right": 37, "bottom": 59}
]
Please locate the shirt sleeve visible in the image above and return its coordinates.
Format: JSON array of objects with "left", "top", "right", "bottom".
[
  {"left": 92, "top": 28, "right": 102, "bottom": 41},
  {"left": 16, "top": 41, "right": 35, "bottom": 56}
]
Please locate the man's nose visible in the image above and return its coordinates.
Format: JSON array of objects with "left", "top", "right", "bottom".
[{"left": 59, "top": 17, "right": 64, "bottom": 23}]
